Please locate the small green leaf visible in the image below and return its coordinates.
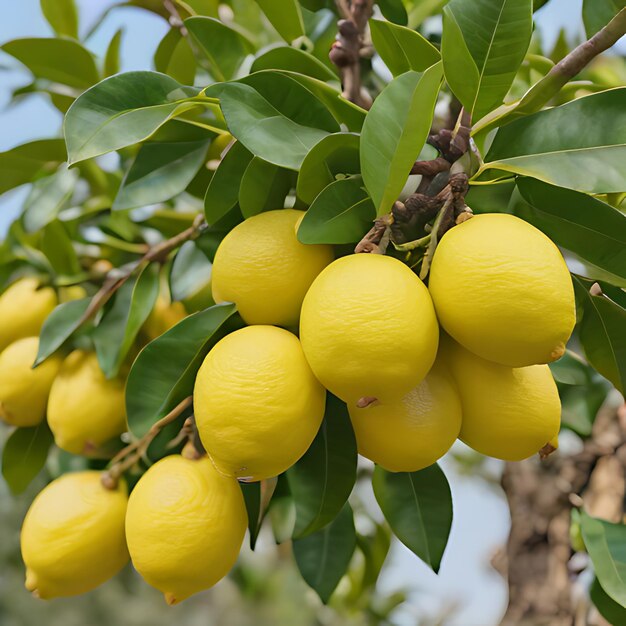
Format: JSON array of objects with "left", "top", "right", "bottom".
[
  {"left": 154, "top": 28, "right": 196, "bottom": 85},
  {"left": 298, "top": 177, "right": 375, "bottom": 244},
  {"left": 113, "top": 139, "right": 209, "bottom": 210},
  {"left": 287, "top": 394, "right": 357, "bottom": 538},
  {"left": 573, "top": 276, "right": 626, "bottom": 394},
  {"left": 296, "top": 132, "right": 360, "bottom": 205},
  {"left": 582, "top": 0, "right": 625, "bottom": 37},
  {"left": 93, "top": 265, "right": 160, "bottom": 379},
  {"left": 169, "top": 240, "right": 212, "bottom": 302},
  {"left": 240, "top": 482, "right": 262, "bottom": 549},
  {"left": 215, "top": 82, "right": 329, "bottom": 171},
  {"left": 104, "top": 28, "right": 123, "bottom": 77},
  {"left": 254, "top": 0, "right": 305, "bottom": 42},
  {"left": 591, "top": 577, "right": 626, "bottom": 625},
  {"left": 185, "top": 17, "right": 254, "bottom": 81},
  {"left": 251, "top": 46, "right": 337, "bottom": 81},
  {"left": 293, "top": 503, "right": 357, "bottom": 604},
  {"left": 40, "top": 0, "right": 79, "bottom": 38},
  {"left": 369, "top": 20, "right": 440, "bottom": 76},
  {"left": 1, "top": 423, "right": 54, "bottom": 495},
  {"left": 41, "top": 220, "right": 81, "bottom": 277},
  {"left": 34, "top": 298, "right": 91, "bottom": 366},
  {"left": 239, "top": 157, "right": 294, "bottom": 218},
  {"left": 377, "top": 0, "right": 409, "bottom": 24},
  {"left": 204, "top": 142, "right": 253, "bottom": 224},
  {"left": 373, "top": 464, "right": 452, "bottom": 572},
  {"left": 2, "top": 38, "right": 99, "bottom": 89},
  {"left": 465, "top": 179, "right": 516, "bottom": 214},
  {"left": 580, "top": 511, "right": 626, "bottom": 608},
  {"left": 361, "top": 65, "right": 443, "bottom": 215},
  {"left": 126, "top": 303, "right": 243, "bottom": 437},
  {"left": 64, "top": 71, "right": 199, "bottom": 165}
]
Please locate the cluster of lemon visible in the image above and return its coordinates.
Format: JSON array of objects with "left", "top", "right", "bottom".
[{"left": 8, "top": 208, "right": 575, "bottom": 604}]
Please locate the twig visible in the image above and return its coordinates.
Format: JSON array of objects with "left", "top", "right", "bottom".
[
  {"left": 101, "top": 396, "right": 194, "bottom": 489},
  {"left": 163, "top": 0, "right": 188, "bottom": 36},
  {"left": 329, "top": 0, "right": 374, "bottom": 108}
]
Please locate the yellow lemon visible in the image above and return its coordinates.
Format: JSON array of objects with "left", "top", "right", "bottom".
[
  {"left": 59, "top": 285, "right": 88, "bottom": 302},
  {"left": 442, "top": 337, "right": 561, "bottom": 461},
  {"left": 47, "top": 351, "right": 127, "bottom": 455},
  {"left": 21, "top": 471, "right": 129, "bottom": 599},
  {"left": 300, "top": 254, "right": 439, "bottom": 405},
  {"left": 348, "top": 362, "right": 461, "bottom": 472},
  {"left": 0, "top": 278, "right": 57, "bottom": 352},
  {"left": 143, "top": 296, "right": 187, "bottom": 340},
  {"left": 0, "top": 337, "right": 62, "bottom": 427},
  {"left": 211, "top": 209, "right": 334, "bottom": 326},
  {"left": 428, "top": 213, "right": 575, "bottom": 367},
  {"left": 194, "top": 325, "right": 325, "bottom": 481},
  {"left": 125, "top": 455, "right": 247, "bottom": 605}
]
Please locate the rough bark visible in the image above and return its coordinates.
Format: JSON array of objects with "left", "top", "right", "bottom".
[{"left": 497, "top": 398, "right": 626, "bottom": 626}]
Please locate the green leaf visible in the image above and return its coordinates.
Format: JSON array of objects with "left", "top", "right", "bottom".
[
  {"left": 580, "top": 511, "right": 626, "bottom": 608},
  {"left": 591, "top": 577, "right": 626, "bottom": 625},
  {"left": 369, "top": 20, "right": 440, "bottom": 76},
  {"left": 0, "top": 139, "right": 66, "bottom": 196},
  {"left": 377, "top": 0, "right": 409, "bottom": 24},
  {"left": 511, "top": 178, "right": 626, "bottom": 282},
  {"left": 169, "top": 240, "right": 212, "bottom": 302},
  {"left": 34, "top": 298, "right": 91, "bottom": 366},
  {"left": 185, "top": 17, "right": 254, "bottom": 81},
  {"left": 298, "top": 177, "right": 375, "bottom": 244},
  {"left": 254, "top": 0, "right": 305, "bottom": 42},
  {"left": 373, "top": 464, "right": 452, "bottom": 572},
  {"left": 41, "top": 220, "right": 81, "bottom": 277},
  {"left": 93, "top": 265, "right": 160, "bottom": 379},
  {"left": 573, "top": 276, "right": 626, "bottom": 394},
  {"left": 240, "top": 482, "right": 262, "bottom": 550},
  {"left": 154, "top": 28, "right": 196, "bottom": 85},
  {"left": 22, "top": 166, "right": 77, "bottom": 233},
  {"left": 465, "top": 179, "right": 515, "bottom": 214},
  {"left": 583, "top": 0, "right": 625, "bottom": 37},
  {"left": 479, "top": 89, "right": 626, "bottom": 194},
  {"left": 558, "top": 376, "right": 610, "bottom": 437},
  {"left": 239, "top": 157, "right": 294, "bottom": 218},
  {"left": 113, "top": 139, "right": 209, "bottom": 210},
  {"left": 126, "top": 303, "right": 242, "bottom": 437},
  {"left": 550, "top": 350, "right": 595, "bottom": 386},
  {"left": 104, "top": 28, "right": 123, "bottom": 77},
  {"left": 204, "top": 142, "right": 253, "bottom": 224},
  {"left": 293, "top": 503, "right": 357, "bottom": 604},
  {"left": 40, "top": 0, "right": 79, "bottom": 38},
  {"left": 64, "top": 71, "right": 199, "bottom": 165},
  {"left": 287, "top": 394, "right": 357, "bottom": 538},
  {"left": 297, "top": 132, "right": 360, "bottom": 205},
  {"left": 442, "top": 0, "right": 532, "bottom": 121},
  {"left": 360, "top": 65, "right": 443, "bottom": 216},
  {"left": 2, "top": 38, "right": 99, "bottom": 89},
  {"left": 1, "top": 424, "right": 54, "bottom": 495},
  {"left": 251, "top": 46, "right": 337, "bottom": 81},
  {"left": 215, "top": 82, "right": 330, "bottom": 170}
]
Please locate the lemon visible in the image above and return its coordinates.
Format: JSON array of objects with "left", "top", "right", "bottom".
[
  {"left": 143, "top": 296, "right": 187, "bottom": 339},
  {"left": 0, "top": 337, "right": 62, "bottom": 427},
  {"left": 442, "top": 337, "right": 561, "bottom": 461},
  {"left": 428, "top": 213, "right": 575, "bottom": 367},
  {"left": 348, "top": 362, "right": 461, "bottom": 472},
  {"left": 47, "top": 351, "right": 127, "bottom": 455},
  {"left": 21, "top": 471, "right": 129, "bottom": 599},
  {"left": 0, "top": 278, "right": 57, "bottom": 352},
  {"left": 194, "top": 325, "right": 325, "bottom": 481},
  {"left": 59, "top": 285, "right": 88, "bottom": 302},
  {"left": 300, "top": 254, "right": 439, "bottom": 405},
  {"left": 125, "top": 455, "right": 247, "bottom": 605},
  {"left": 211, "top": 209, "right": 334, "bottom": 326}
]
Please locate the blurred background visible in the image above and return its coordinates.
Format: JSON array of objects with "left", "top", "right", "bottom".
[{"left": 0, "top": 2, "right": 623, "bottom": 625}]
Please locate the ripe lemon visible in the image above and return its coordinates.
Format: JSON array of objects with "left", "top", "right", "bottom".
[
  {"left": 0, "top": 337, "right": 62, "bottom": 427},
  {"left": 442, "top": 337, "right": 561, "bottom": 461},
  {"left": 21, "top": 471, "right": 129, "bottom": 599},
  {"left": 348, "top": 362, "right": 461, "bottom": 472},
  {"left": 194, "top": 325, "right": 325, "bottom": 481},
  {"left": 47, "top": 351, "right": 127, "bottom": 455},
  {"left": 211, "top": 209, "right": 333, "bottom": 326},
  {"left": 143, "top": 296, "right": 187, "bottom": 339},
  {"left": 125, "top": 455, "right": 247, "bottom": 605},
  {"left": 428, "top": 213, "right": 575, "bottom": 367},
  {"left": 0, "top": 278, "right": 57, "bottom": 352},
  {"left": 300, "top": 254, "right": 439, "bottom": 405}
]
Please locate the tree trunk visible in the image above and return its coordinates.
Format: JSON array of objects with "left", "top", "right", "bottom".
[{"left": 496, "top": 398, "right": 626, "bottom": 626}]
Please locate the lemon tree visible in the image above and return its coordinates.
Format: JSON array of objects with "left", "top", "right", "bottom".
[{"left": 0, "top": 0, "right": 625, "bottom": 622}]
